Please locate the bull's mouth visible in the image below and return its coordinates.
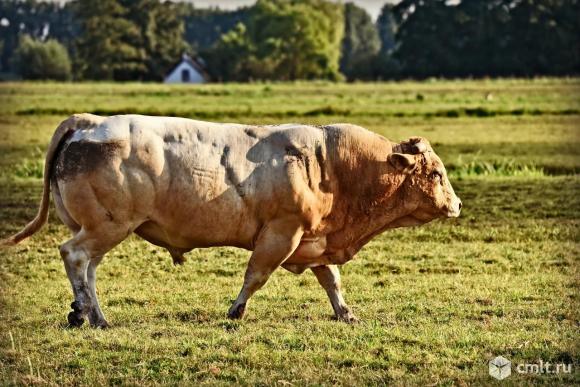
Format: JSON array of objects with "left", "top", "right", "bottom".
[{"left": 447, "top": 209, "right": 461, "bottom": 218}]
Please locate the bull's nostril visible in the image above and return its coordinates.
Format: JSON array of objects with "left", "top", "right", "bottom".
[{"left": 458, "top": 201, "right": 462, "bottom": 211}]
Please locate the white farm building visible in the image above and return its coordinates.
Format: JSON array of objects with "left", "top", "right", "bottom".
[{"left": 164, "top": 54, "right": 209, "bottom": 84}]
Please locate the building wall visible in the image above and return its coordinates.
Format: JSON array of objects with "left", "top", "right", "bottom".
[{"left": 164, "top": 62, "right": 205, "bottom": 84}]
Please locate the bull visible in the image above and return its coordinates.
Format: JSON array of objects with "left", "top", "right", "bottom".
[{"left": 2, "top": 114, "right": 461, "bottom": 327}]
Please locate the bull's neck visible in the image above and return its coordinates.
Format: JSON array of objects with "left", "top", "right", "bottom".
[{"left": 323, "top": 127, "right": 410, "bottom": 253}]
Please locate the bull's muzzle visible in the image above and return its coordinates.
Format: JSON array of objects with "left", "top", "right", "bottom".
[{"left": 447, "top": 198, "right": 462, "bottom": 218}]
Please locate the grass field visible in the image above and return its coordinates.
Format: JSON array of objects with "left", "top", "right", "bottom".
[{"left": 0, "top": 79, "right": 578, "bottom": 385}]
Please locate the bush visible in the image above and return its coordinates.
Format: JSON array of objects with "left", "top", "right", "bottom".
[{"left": 12, "top": 35, "right": 72, "bottom": 81}]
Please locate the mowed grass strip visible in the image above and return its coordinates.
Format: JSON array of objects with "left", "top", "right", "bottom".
[
  {"left": 0, "top": 79, "right": 579, "bottom": 385},
  {"left": 2, "top": 79, "right": 579, "bottom": 176},
  {"left": 1, "top": 79, "right": 579, "bottom": 118}
]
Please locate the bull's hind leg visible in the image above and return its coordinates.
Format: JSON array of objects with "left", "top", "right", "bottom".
[
  {"left": 86, "top": 255, "right": 108, "bottom": 327},
  {"left": 60, "top": 226, "right": 128, "bottom": 328},
  {"left": 228, "top": 217, "right": 303, "bottom": 319},
  {"left": 311, "top": 265, "right": 358, "bottom": 323}
]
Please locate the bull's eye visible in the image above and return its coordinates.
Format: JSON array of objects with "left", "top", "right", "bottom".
[{"left": 431, "top": 171, "right": 442, "bottom": 181}]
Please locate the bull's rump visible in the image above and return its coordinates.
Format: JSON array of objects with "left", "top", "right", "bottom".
[{"left": 54, "top": 115, "right": 329, "bottom": 251}]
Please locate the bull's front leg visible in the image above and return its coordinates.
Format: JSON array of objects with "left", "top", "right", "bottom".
[
  {"left": 311, "top": 265, "right": 358, "bottom": 323},
  {"left": 228, "top": 217, "right": 304, "bottom": 319}
]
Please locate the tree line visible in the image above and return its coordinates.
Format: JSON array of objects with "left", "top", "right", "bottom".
[{"left": 0, "top": 0, "right": 578, "bottom": 82}]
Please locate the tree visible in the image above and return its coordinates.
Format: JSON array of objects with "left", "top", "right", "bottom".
[
  {"left": 0, "top": 0, "right": 77, "bottom": 76},
  {"left": 503, "top": 0, "right": 580, "bottom": 76},
  {"left": 391, "top": 0, "right": 580, "bottom": 78},
  {"left": 376, "top": 4, "right": 397, "bottom": 55},
  {"left": 12, "top": 35, "right": 72, "bottom": 80},
  {"left": 256, "top": 0, "right": 344, "bottom": 80},
  {"left": 182, "top": 5, "right": 251, "bottom": 52},
  {"left": 205, "top": 0, "right": 344, "bottom": 81},
  {"left": 73, "top": 0, "right": 143, "bottom": 80},
  {"left": 391, "top": 0, "right": 453, "bottom": 78},
  {"left": 340, "top": 2, "right": 380, "bottom": 80},
  {"left": 73, "top": 0, "right": 186, "bottom": 81},
  {"left": 126, "top": 0, "right": 188, "bottom": 80},
  {"left": 370, "top": 3, "right": 402, "bottom": 80},
  {"left": 203, "top": 22, "right": 254, "bottom": 82}
]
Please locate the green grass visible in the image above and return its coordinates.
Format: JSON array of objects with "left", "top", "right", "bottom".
[{"left": 0, "top": 79, "right": 579, "bottom": 385}]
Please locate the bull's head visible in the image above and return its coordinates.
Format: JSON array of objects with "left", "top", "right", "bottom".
[{"left": 388, "top": 137, "right": 462, "bottom": 220}]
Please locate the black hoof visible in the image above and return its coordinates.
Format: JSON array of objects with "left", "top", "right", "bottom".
[
  {"left": 70, "top": 301, "right": 83, "bottom": 313},
  {"left": 67, "top": 311, "right": 85, "bottom": 327},
  {"left": 227, "top": 303, "right": 246, "bottom": 320}
]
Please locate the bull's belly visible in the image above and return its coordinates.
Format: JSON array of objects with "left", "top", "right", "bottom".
[
  {"left": 135, "top": 194, "right": 260, "bottom": 249},
  {"left": 135, "top": 221, "right": 336, "bottom": 271},
  {"left": 283, "top": 237, "right": 339, "bottom": 273},
  {"left": 135, "top": 211, "right": 259, "bottom": 250}
]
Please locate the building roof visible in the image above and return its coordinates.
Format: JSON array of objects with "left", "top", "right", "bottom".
[{"left": 165, "top": 54, "right": 210, "bottom": 81}]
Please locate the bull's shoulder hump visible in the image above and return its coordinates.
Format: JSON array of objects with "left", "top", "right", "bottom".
[
  {"left": 266, "top": 123, "right": 321, "bottom": 133},
  {"left": 322, "top": 123, "right": 378, "bottom": 138},
  {"left": 265, "top": 124, "right": 326, "bottom": 141},
  {"left": 322, "top": 123, "right": 391, "bottom": 145}
]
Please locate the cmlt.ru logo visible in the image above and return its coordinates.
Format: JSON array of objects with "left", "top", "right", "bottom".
[
  {"left": 489, "top": 356, "right": 574, "bottom": 380},
  {"left": 489, "top": 356, "right": 511, "bottom": 380}
]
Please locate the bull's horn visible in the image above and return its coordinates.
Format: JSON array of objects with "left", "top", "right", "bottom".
[{"left": 411, "top": 142, "right": 427, "bottom": 154}]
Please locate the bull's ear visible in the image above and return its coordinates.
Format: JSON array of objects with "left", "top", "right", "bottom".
[{"left": 388, "top": 153, "right": 416, "bottom": 173}]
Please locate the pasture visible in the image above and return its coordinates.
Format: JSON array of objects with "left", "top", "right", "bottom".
[{"left": 0, "top": 79, "right": 578, "bottom": 385}]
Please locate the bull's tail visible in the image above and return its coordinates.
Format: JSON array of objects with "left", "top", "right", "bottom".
[{"left": 1, "top": 114, "right": 93, "bottom": 246}]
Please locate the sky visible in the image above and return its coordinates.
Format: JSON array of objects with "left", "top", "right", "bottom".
[{"left": 183, "top": 1, "right": 397, "bottom": 20}]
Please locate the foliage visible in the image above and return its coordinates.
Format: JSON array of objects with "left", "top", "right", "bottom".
[
  {"left": 73, "top": 0, "right": 186, "bottom": 81},
  {"left": 73, "top": 0, "right": 142, "bottom": 80},
  {"left": 131, "top": 0, "right": 188, "bottom": 81},
  {"left": 205, "top": 0, "right": 344, "bottom": 81},
  {"left": 182, "top": 5, "right": 251, "bottom": 52},
  {"left": 12, "top": 35, "right": 72, "bottom": 80},
  {"left": 376, "top": 3, "right": 397, "bottom": 56},
  {"left": 1, "top": 0, "right": 579, "bottom": 80},
  {"left": 0, "top": 0, "right": 77, "bottom": 74},
  {"left": 340, "top": 2, "right": 380, "bottom": 81},
  {"left": 392, "top": 0, "right": 580, "bottom": 78},
  {"left": 372, "top": 3, "right": 401, "bottom": 80},
  {"left": 202, "top": 23, "right": 253, "bottom": 83}
]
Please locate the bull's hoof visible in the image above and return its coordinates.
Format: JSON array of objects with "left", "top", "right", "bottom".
[
  {"left": 67, "top": 311, "right": 85, "bottom": 327},
  {"left": 227, "top": 303, "right": 246, "bottom": 320},
  {"left": 70, "top": 301, "right": 83, "bottom": 312},
  {"left": 88, "top": 310, "right": 110, "bottom": 329},
  {"left": 335, "top": 311, "right": 359, "bottom": 324},
  {"left": 92, "top": 320, "right": 110, "bottom": 329}
]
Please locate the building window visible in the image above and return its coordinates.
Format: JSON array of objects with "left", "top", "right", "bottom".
[{"left": 181, "top": 69, "right": 190, "bottom": 82}]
